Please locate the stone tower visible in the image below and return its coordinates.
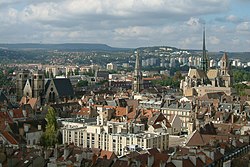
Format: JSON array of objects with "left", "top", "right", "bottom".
[
  {"left": 200, "top": 26, "right": 208, "bottom": 72},
  {"left": 32, "top": 70, "right": 45, "bottom": 98},
  {"left": 220, "top": 53, "right": 233, "bottom": 87},
  {"left": 16, "top": 70, "right": 30, "bottom": 100},
  {"left": 133, "top": 50, "right": 143, "bottom": 93}
]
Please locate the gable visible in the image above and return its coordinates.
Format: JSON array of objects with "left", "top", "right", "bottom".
[
  {"left": 186, "top": 130, "right": 205, "bottom": 146},
  {"left": 53, "top": 78, "right": 74, "bottom": 97}
]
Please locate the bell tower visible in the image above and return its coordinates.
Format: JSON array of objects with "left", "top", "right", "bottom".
[
  {"left": 32, "top": 70, "right": 45, "bottom": 98},
  {"left": 220, "top": 53, "right": 233, "bottom": 87},
  {"left": 133, "top": 50, "right": 143, "bottom": 93},
  {"left": 16, "top": 70, "right": 30, "bottom": 100}
]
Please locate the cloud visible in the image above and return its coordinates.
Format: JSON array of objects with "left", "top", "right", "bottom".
[
  {"left": 226, "top": 15, "right": 239, "bottom": 22},
  {"left": 0, "top": 0, "right": 250, "bottom": 51},
  {"left": 236, "top": 22, "right": 250, "bottom": 32},
  {"left": 208, "top": 36, "right": 220, "bottom": 45}
]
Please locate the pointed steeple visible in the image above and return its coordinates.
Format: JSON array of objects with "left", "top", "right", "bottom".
[
  {"left": 133, "top": 50, "right": 142, "bottom": 93},
  {"left": 201, "top": 25, "right": 208, "bottom": 72}
]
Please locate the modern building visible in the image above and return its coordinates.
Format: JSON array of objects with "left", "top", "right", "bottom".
[
  {"left": 106, "top": 63, "right": 117, "bottom": 71},
  {"left": 61, "top": 121, "right": 169, "bottom": 156}
]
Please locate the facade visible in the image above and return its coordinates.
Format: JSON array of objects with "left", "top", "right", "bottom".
[
  {"left": 17, "top": 70, "right": 45, "bottom": 100},
  {"left": 45, "top": 78, "right": 74, "bottom": 103},
  {"left": 16, "top": 70, "right": 30, "bottom": 100},
  {"left": 45, "top": 66, "right": 59, "bottom": 78},
  {"left": 61, "top": 121, "right": 169, "bottom": 156},
  {"left": 161, "top": 102, "right": 193, "bottom": 132}
]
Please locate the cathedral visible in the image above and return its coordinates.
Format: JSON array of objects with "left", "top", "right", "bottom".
[
  {"left": 16, "top": 70, "right": 74, "bottom": 104},
  {"left": 180, "top": 28, "right": 234, "bottom": 97}
]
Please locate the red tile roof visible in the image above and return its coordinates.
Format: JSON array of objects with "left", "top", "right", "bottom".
[
  {"left": 99, "top": 150, "right": 116, "bottom": 160},
  {"left": 12, "top": 108, "right": 25, "bottom": 118},
  {"left": 1, "top": 131, "right": 18, "bottom": 144}
]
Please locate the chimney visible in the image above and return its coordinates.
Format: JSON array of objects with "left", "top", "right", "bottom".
[
  {"left": 231, "top": 113, "right": 234, "bottom": 124},
  {"left": 181, "top": 102, "right": 184, "bottom": 108},
  {"left": 220, "top": 148, "right": 225, "bottom": 155},
  {"left": 9, "top": 110, "right": 14, "bottom": 118},
  {"left": 38, "top": 125, "right": 42, "bottom": 130},
  {"left": 176, "top": 102, "right": 179, "bottom": 108},
  {"left": 126, "top": 106, "right": 129, "bottom": 115},
  {"left": 24, "top": 124, "right": 29, "bottom": 133},
  {"left": 147, "top": 155, "right": 154, "bottom": 167},
  {"left": 63, "top": 145, "right": 70, "bottom": 160},
  {"left": 22, "top": 109, "right": 27, "bottom": 118},
  {"left": 54, "top": 144, "right": 58, "bottom": 158}
]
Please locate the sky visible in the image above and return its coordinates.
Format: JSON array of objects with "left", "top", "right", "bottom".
[{"left": 0, "top": 0, "right": 250, "bottom": 52}]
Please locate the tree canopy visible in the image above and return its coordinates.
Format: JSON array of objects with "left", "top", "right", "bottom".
[{"left": 41, "top": 107, "right": 58, "bottom": 147}]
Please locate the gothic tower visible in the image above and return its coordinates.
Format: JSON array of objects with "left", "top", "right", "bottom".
[
  {"left": 220, "top": 53, "right": 233, "bottom": 87},
  {"left": 32, "top": 70, "right": 45, "bottom": 98},
  {"left": 16, "top": 70, "right": 30, "bottom": 100},
  {"left": 200, "top": 26, "right": 208, "bottom": 72},
  {"left": 133, "top": 50, "right": 143, "bottom": 93}
]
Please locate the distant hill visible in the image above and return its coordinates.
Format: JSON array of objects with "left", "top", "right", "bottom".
[{"left": 0, "top": 43, "right": 131, "bottom": 51}]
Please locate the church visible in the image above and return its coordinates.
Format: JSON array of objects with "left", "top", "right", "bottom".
[
  {"left": 180, "top": 28, "right": 234, "bottom": 97},
  {"left": 16, "top": 70, "right": 74, "bottom": 104}
]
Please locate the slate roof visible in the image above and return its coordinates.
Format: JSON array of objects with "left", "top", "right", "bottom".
[
  {"left": 188, "top": 68, "right": 207, "bottom": 79},
  {"left": 0, "top": 90, "right": 8, "bottom": 103},
  {"left": 53, "top": 78, "right": 74, "bottom": 97}
]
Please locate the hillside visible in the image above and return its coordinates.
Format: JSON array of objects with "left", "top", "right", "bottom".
[{"left": 0, "top": 43, "right": 131, "bottom": 51}]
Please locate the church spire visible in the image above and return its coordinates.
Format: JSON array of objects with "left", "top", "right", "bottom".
[
  {"left": 133, "top": 50, "right": 142, "bottom": 93},
  {"left": 201, "top": 25, "right": 208, "bottom": 72}
]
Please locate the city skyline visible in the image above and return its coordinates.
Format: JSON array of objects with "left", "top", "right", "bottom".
[{"left": 0, "top": 0, "right": 250, "bottom": 52}]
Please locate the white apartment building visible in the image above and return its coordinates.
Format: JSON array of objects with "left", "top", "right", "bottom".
[
  {"left": 106, "top": 63, "right": 117, "bottom": 71},
  {"left": 66, "top": 66, "right": 78, "bottom": 77},
  {"left": 61, "top": 121, "right": 169, "bottom": 156},
  {"left": 45, "top": 66, "right": 59, "bottom": 77}
]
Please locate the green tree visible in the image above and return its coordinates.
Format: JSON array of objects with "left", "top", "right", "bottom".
[
  {"left": 233, "top": 83, "right": 250, "bottom": 96},
  {"left": 41, "top": 107, "right": 58, "bottom": 147}
]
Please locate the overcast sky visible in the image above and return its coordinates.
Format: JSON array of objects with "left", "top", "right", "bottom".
[{"left": 0, "top": 0, "right": 250, "bottom": 51}]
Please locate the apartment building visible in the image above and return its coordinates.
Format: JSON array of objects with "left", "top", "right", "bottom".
[
  {"left": 161, "top": 101, "right": 193, "bottom": 132},
  {"left": 61, "top": 121, "right": 169, "bottom": 156}
]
